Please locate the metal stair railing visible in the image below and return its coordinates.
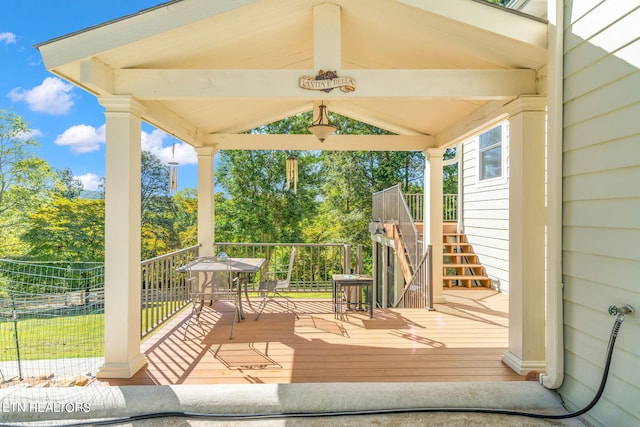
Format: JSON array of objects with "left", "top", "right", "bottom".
[
  {"left": 394, "top": 245, "right": 433, "bottom": 309},
  {"left": 372, "top": 184, "right": 420, "bottom": 272}
]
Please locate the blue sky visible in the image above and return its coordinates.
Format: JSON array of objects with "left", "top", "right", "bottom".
[{"left": 1, "top": 1, "right": 198, "bottom": 191}]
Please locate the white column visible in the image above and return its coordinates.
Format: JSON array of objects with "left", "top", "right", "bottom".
[
  {"left": 424, "top": 148, "right": 446, "bottom": 304},
  {"left": 502, "top": 96, "right": 547, "bottom": 375},
  {"left": 97, "top": 96, "right": 147, "bottom": 378},
  {"left": 196, "top": 147, "right": 217, "bottom": 257}
]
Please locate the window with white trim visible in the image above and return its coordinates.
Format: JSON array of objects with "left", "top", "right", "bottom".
[{"left": 478, "top": 123, "right": 505, "bottom": 181}]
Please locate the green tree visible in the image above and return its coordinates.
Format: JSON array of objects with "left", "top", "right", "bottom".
[
  {"left": 313, "top": 113, "right": 424, "bottom": 248},
  {"left": 0, "top": 109, "right": 56, "bottom": 257},
  {"left": 55, "top": 167, "right": 84, "bottom": 199},
  {"left": 173, "top": 188, "right": 198, "bottom": 247},
  {"left": 140, "top": 151, "right": 181, "bottom": 259},
  {"left": 18, "top": 148, "right": 185, "bottom": 261},
  {"left": 212, "top": 112, "right": 322, "bottom": 243},
  {"left": 141, "top": 151, "right": 171, "bottom": 214},
  {"left": 22, "top": 197, "right": 105, "bottom": 261},
  {"left": 215, "top": 149, "right": 320, "bottom": 243},
  {"left": 214, "top": 112, "right": 427, "bottom": 253},
  {"left": 443, "top": 147, "right": 458, "bottom": 194}
]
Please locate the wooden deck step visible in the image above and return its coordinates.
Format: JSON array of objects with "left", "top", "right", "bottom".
[
  {"left": 444, "top": 265, "right": 486, "bottom": 276},
  {"left": 443, "top": 275, "right": 492, "bottom": 288},
  {"left": 442, "top": 245, "right": 474, "bottom": 254},
  {"left": 443, "top": 263, "right": 483, "bottom": 269},
  {"left": 442, "top": 229, "right": 491, "bottom": 289},
  {"left": 443, "top": 253, "right": 479, "bottom": 263}
]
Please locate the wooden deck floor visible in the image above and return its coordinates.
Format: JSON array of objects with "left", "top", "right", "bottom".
[{"left": 94, "top": 289, "right": 523, "bottom": 386}]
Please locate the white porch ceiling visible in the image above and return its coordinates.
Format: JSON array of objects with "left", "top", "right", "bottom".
[{"left": 37, "top": 0, "right": 548, "bottom": 151}]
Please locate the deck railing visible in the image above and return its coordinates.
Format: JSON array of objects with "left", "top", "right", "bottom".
[
  {"left": 214, "top": 242, "right": 361, "bottom": 292},
  {"left": 404, "top": 193, "right": 458, "bottom": 222},
  {"left": 140, "top": 245, "right": 199, "bottom": 337},
  {"left": 140, "top": 242, "right": 361, "bottom": 337}
]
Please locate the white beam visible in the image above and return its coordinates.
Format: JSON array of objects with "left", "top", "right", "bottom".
[
  {"left": 205, "top": 133, "right": 434, "bottom": 151},
  {"left": 313, "top": 2, "right": 341, "bottom": 70},
  {"left": 434, "top": 95, "right": 547, "bottom": 147},
  {"left": 140, "top": 101, "right": 206, "bottom": 146},
  {"left": 434, "top": 100, "right": 511, "bottom": 147},
  {"left": 79, "top": 58, "right": 114, "bottom": 95},
  {"left": 114, "top": 69, "right": 537, "bottom": 99}
]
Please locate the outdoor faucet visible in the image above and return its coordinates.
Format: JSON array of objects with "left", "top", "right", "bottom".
[{"left": 608, "top": 304, "right": 635, "bottom": 317}]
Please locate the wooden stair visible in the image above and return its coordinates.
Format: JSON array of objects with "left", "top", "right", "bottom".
[{"left": 442, "top": 225, "right": 491, "bottom": 288}]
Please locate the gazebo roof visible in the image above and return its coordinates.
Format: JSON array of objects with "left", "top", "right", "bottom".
[{"left": 37, "top": 0, "right": 547, "bottom": 151}]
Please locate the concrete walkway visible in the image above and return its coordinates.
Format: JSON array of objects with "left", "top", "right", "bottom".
[{"left": 0, "top": 382, "right": 589, "bottom": 426}]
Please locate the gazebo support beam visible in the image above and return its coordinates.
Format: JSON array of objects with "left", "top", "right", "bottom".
[{"left": 112, "top": 69, "right": 536, "bottom": 100}]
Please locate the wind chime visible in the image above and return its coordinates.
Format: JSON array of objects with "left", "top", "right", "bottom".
[
  {"left": 169, "top": 140, "right": 179, "bottom": 192},
  {"left": 285, "top": 155, "right": 298, "bottom": 194}
]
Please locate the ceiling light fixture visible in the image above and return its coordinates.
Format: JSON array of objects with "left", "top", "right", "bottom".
[{"left": 308, "top": 101, "right": 337, "bottom": 142}]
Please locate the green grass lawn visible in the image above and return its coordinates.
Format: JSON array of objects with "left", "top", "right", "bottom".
[
  {"left": 0, "top": 313, "right": 104, "bottom": 361},
  {"left": 0, "top": 293, "right": 333, "bottom": 361}
]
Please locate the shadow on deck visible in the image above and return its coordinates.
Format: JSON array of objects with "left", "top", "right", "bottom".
[{"left": 95, "top": 289, "right": 523, "bottom": 386}]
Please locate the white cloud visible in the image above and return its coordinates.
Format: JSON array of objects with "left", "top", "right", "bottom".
[
  {"left": 7, "top": 77, "right": 74, "bottom": 115},
  {"left": 55, "top": 124, "right": 105, "bottom": 154},
  {"left": 76, "top": 173, "right": 102, "bottom": 191},
  {"left": 54, "top": 124, "right": 198, "bottom": 166},
  {"left": 142, "top": 129, "right": 197, "bottom": 165},
  {"left": 0, "top": 32, "right": 16, "bottom": 45}
]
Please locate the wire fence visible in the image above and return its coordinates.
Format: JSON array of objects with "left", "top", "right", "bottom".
[{"left": 0, "top": 260, "right": 105, "bottom": 388}]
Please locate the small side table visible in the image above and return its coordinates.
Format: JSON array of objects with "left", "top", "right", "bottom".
[{"left": 332, "top": 274, "right": 374, "bottom": 319}]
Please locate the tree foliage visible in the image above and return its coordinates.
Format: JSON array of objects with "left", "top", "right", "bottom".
[
  {"left": 172, "top": 188, "right": 198, "bottom": 247},
  {"left": 22, "top": 197, "right": 105, "bottom": 261},
  {"left": 10, "top": 135, "right": 187, "bottom": 261},
  {"left": 215, "top": 150, "right": 321, "bottom": 243},
  {"left": 3, "top": 108, "right": 457, "bottom": 265},
  {"left": 0, "top": 109, "right": 56, "bottom": 256},
  {"left": 55, "top": 168, "right": 84, "bottom": 199},
  {"left": 139, "top": 151, "right": 181, "bottom": 259},
  {"left": 443, "top": 147, "right": 458, "bottom": 194},
  {"left": 213, "top": 113, "right": 428, "bottom": 271}
]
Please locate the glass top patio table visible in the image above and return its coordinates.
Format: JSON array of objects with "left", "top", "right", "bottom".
[{"left": 180, "top": 257, "right": 265, "bottom": 320}]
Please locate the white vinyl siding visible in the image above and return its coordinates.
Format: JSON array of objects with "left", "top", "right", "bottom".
[
  {"left": 559, "top": 1, "right": 640, "bottom": 426},
  {"left": 461, "top": 122, "right": 510, "bottom": 292}
]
